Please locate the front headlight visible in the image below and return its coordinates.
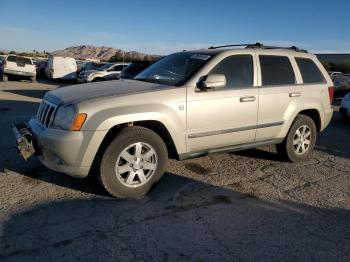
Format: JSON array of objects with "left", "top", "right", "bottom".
[
  {"left": 52, "top": 105, "right": 87, "bottom": 131},
  {"left": 52, "top": 105, "right": 77, "bottom": 130},
  {"left": 86, "top": 73, "right": 95, "bottom": 81}
]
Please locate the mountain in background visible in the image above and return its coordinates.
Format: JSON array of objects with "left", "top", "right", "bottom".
[{"left": 51, "top": 45, "right": 161, "bottom": 61}]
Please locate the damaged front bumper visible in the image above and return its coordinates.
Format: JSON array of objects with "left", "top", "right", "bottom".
[{"left": 12, "top": 123, "right": 38, "bottom": 160}]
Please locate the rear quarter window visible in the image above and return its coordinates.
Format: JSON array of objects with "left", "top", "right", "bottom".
[
  {"left": 259, "top": 55, "right": 295, "bottom": 86},
  {"left": 295, "top": 57, "right": 326, "bottom": 84}
]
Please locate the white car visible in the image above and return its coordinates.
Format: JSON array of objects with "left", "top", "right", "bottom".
[
  {"left": 45, "top": 56, "right": 78, "bottom": 80},
  {"left": 329, "top": 71, "right": 342, "bottom": 79},
  {"left": 78, "top": 62, "right": 129, "bottom": 83},
  {"left": 0, "top": 55, "right": 36, "bottom": 82},
  {"left": 340, "top": 92, "right": 350, "bottom": 120}
]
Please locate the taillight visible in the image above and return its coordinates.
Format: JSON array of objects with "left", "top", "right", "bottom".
[{"left": 328, "top": 86, "right": 334, "bottom": 104}]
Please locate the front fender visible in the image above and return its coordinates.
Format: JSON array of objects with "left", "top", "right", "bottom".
[
  {"left": 81, "top": 100, "right": 187, "bottom": 155},
  {"left": 88, "top": 73, "right": 105, "bottom": 81}
]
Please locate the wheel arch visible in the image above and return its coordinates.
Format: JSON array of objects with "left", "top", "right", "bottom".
[
  {"left": 90, "top": 120, "right": 180, "bottom": 174},
  {"left": 297, "top": 109, "right": 321, "bottom": 132}
]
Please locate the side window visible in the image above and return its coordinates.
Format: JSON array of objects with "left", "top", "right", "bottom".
[
  {"left": 113, "top": 65, "right": 125, "bottom": 71},
  {"left": 295, "top": 57, "right": 326, "bottom": 84},
  {"left": 209, "top": 55, "right": 253, "bottom": 89},
  {"left": 260, "top": 55, "right": 295, "bottom": 86}
]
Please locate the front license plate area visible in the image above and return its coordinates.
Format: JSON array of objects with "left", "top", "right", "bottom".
[{"left": 12, "top": 123, "right": 35, "bottom": 160}]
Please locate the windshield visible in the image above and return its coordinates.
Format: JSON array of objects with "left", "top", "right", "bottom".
[
  {"left": 134, "top": 52, "right": 213, "bottom": 86},
  {"left": 97, "top": 63, "right": 113, "bottom": 71}
]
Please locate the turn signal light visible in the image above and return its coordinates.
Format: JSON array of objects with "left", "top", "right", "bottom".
[{"left": 71, "top": 113, "right": 87, "bottom": 131}]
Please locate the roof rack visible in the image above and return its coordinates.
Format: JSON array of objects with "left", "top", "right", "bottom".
[{"left": 208, "top": 42, "right": 308, "bottom": 53}]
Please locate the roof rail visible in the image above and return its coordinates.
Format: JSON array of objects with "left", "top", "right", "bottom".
[
  {"left": 208, "top": 43, "right": 254, "bottom": 49},
  {"left": 208, "top": 42, "right": 308, "bottom": 53}
]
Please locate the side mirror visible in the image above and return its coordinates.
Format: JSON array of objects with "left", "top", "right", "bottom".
[{"left": 197, "top": 74, "right": 226, "bottom": 91}]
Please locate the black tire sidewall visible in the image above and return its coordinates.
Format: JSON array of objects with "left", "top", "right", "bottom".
[
  {"left": 100, "top": 127, "right": 168, "bottom": 198},
  {"left": 285, "top": 115, "right": 317, "bottom": 162}
]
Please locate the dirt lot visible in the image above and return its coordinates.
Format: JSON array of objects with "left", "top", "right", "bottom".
[{"left": 0, "top": 81, "right": 349, "bottom": 261}]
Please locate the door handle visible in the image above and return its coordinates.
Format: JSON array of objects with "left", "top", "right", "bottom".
[
  {"left": 240, "top": 96, "right": 256, "bottom": 102},
  {"left": 289, "top": 92, "right": 301, "bottom": 97}
]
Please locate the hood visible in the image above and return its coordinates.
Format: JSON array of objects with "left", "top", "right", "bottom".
[{"left": 44, "top": 79, "right": 168, "bottom": 105}]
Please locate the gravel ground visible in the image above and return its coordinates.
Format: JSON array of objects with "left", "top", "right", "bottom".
[{"left": 0, "top": 81, "right": 349, "bottom": 261}]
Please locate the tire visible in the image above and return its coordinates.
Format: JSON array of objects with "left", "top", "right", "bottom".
[
  {"left": 98, "top": 126, "right": 168, "bottom": 198},
  {"left": 276, "top": 115, "right": 317, "bottom": 163}
]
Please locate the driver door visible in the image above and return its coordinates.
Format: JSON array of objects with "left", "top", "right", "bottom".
[{"left": 186, "top": 53, "right": 259, "bottom": 152}]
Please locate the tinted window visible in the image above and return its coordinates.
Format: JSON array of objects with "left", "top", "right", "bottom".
[
  {"left": 7, "top": 56, "right": 17, "bottom": 62},
  {"left": 135, "top": 52, "right": 213, "bottom": 86},
  {"left": 295, "top": 58, "right": 326, "bottom": 84},
  {"left": 260, "top": 55, "right": 295, "bottom": 85},
  {"left": 209, "top": 55, "right": 253, "bottom": 89},
  {"left": 113, "top": 65, "right": 126, "bottom": 71},
  {"left": 17, "top": 57, "right": 32, "bottom": 65},
  {"left": 6, "top": 56, "right": 32, "bottom": 64}
]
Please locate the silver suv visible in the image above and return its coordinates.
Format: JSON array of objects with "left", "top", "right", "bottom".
[{"left": 13, "top": 43, "right": 334, "bottom": 198}]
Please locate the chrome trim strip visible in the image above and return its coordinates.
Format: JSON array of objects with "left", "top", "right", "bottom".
[
  {"left": 257, "top": 121, "right": 284, "bottom": 129},
  {"left": 36, "top": 100, "right": 58, "bottom": 127},
  {"left": 188, "top": 121, "right": 284, "bottom": 139}
]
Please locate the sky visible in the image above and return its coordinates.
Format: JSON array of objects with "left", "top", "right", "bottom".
[{"left": 0, "top": 0, "right": 349, "bottom": 55}]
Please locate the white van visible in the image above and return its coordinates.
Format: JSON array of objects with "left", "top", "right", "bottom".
[{"left": 45, "top": 56, "right": 77, "bottom": 80}]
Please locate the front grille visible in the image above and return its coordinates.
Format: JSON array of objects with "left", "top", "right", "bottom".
[{"left": 36, "top": 100, "right": 58, "bottom": 127}]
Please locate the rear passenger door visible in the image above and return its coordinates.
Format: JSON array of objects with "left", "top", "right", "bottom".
[{"left": 256, "top": 52, "right": 302, "bottom": 141}]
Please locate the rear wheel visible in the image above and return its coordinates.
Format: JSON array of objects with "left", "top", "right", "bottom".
[
  {"left": 98, "top": 126, "right": 168, "bottom": 198},
  {"left": 276, "top": 115, "right": 317, "bottom": 162}
]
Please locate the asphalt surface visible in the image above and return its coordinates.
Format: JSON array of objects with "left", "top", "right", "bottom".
[{"left": 0, "top": 81, "right": 349, "bottom": 261}]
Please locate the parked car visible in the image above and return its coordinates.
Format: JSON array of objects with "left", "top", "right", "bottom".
[
  {"left": 45, "top": 56, "right": 77, "bottom": 80},
  {"left": 34, "top": 60, "right": 48, "bottom": 79},
  {"left": 78, "top": 61, "right": 103, "bottom": 74},
  {"left": 333, "top": 75, "right": 350, "bottom": 97},
  {"left": 13, "top": 43, "right": 334, "bottom": 199},
  {"left": 340, "top": 92, "right": 350, "bottom": 120},
  {"left": 78, "top": 62, "right": 129, "bottom": 83},
  {"left": 329, "top": 71, "right": 342, "bottom": 79},
  {"left": 0, "top": 55, "right": 36, "bottom": 82},
  {"left": 120, "top": 60, "right": 155, "bottom": 79}
]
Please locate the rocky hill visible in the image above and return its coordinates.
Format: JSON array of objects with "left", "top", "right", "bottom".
[{"left": 52, "top": 45, "right": 160, "bottom": 61}]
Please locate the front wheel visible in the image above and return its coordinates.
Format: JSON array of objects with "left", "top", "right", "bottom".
[
  {"left": 98, "top": 126, "right": 168, "bottom": 198},
  {"left": 276, "top": 115, "right": 317, "bottom": 162}
]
